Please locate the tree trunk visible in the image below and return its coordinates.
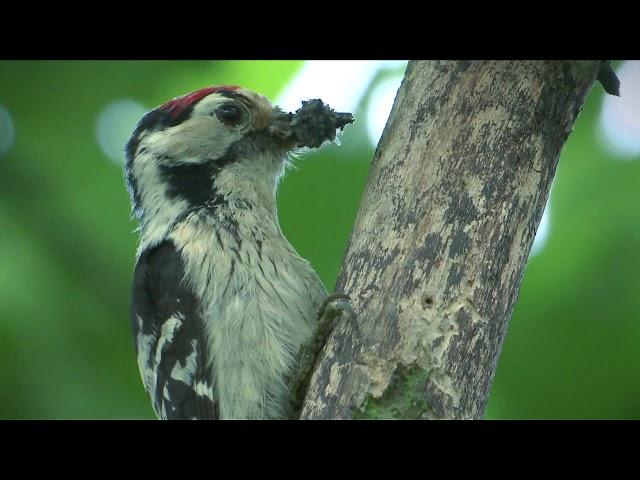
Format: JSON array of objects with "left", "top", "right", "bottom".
[{"left": 300, "top": 60, "right": 602, "bottom": 420}]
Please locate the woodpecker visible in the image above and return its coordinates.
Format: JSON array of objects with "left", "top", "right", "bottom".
[{"left": 124, "top": 85, "right": 354, "bottom": 419}]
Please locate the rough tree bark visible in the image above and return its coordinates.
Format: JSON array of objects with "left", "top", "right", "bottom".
[{"left": 300, "top": 60, "right": 604, "bottom": 420}]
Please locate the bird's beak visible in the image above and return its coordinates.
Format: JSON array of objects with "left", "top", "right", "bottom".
[{"left": 268, "top": 99, "right": 354, "bottom": 150}]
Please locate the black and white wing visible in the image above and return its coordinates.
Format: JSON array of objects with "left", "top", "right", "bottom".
[{"left": 130, "top": 240, "right": 216, "bottom": 419}]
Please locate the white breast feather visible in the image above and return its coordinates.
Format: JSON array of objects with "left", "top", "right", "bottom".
[{"left": 170, "top": 208, "right": 327, "bottom": 419}]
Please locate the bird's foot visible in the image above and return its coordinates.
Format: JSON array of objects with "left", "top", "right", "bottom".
[{"left": 288, "top": 292, "right": 358, "bottom": 417}]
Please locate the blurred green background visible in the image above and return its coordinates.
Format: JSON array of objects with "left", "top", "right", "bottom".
[{"left": 0, "top": 60, "right": 637, "bottom": 419}]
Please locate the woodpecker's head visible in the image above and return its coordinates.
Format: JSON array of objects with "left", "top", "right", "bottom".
[{"left": 124, "top": 85, "right": 352, "bottom": 242}]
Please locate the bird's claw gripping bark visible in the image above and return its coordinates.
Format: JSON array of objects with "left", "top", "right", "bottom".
[
  {"left": 315, "top": 293, "right": 359, "bottom": 337},
  {"left": 288, "top": 292, "right": 358, "bottom": 417}
]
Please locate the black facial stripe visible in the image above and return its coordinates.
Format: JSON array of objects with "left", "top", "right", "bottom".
[
  {"left": 160, "top": 150, "right": 238, "bottom": 211},
  {"left": 125, "top": 108, "right": 175, "bottom": 216},
  {"left": 158, "top": 129, "right": 274, "bottom": 213},
  {"left": 124, "top": 99, "right": 213, "bottom": 215},
  {"left": 125, "top": 109, "right": 174, "bottom": 164},
  {"left": 126, "top": 111, "right": 276, "bottom": 223}
]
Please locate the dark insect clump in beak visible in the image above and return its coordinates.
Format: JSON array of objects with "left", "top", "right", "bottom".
[{"left": 269, "top": 99, "right": 354, "bottom": 149}]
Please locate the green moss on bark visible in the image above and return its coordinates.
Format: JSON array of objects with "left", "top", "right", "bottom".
[{"left": 352, "top": 365, "right": 432, "bottom": 419}]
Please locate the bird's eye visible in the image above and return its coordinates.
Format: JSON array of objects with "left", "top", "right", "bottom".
[{"left": 215, "top": 104, "right": 243, "bottom": 126}]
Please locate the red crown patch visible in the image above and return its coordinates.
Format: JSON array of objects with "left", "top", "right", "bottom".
[{"left": 160, "top": 85, "right": 241, "bottom": 119}]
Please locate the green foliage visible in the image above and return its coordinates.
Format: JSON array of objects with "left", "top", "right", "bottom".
[
  {"left": 0, "top": 61, "right": 637, "bottom": 419},
  {"left": 485, "top": 73, "right": 640, "bottom": 419}
]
